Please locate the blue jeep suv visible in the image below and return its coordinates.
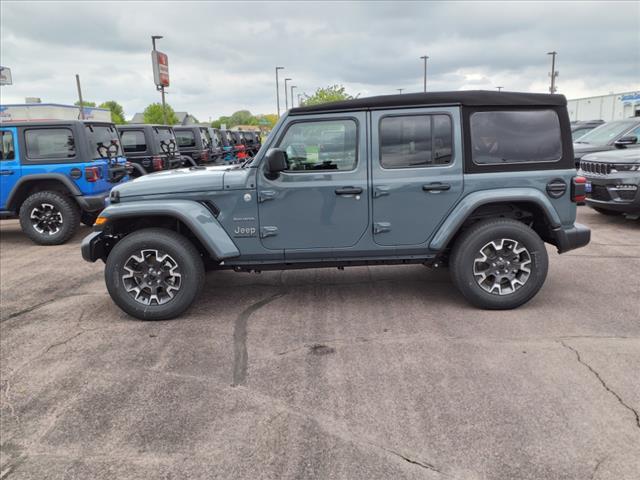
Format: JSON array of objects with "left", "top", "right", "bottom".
[{"left": 1, "top": 120, "right": 128, "bottom": 245}]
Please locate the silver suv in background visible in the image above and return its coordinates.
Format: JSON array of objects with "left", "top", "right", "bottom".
[{"left": 573, "top": 118, "right": 640, "bottom": 167}]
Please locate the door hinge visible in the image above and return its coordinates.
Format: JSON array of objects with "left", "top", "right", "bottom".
[
  {"left": 373, "top": 186, "right": 390, "bottom": 198},
  {"left": 260, "top": 226, "right": 278, "bottom": 238},
  {"left": 258, "top": 190, "right": 277, "bottom": 203},
  {"left": 373, "top": 222, "right": 391, "bottom": 234}
]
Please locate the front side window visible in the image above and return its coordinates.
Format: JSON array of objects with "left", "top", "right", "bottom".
[
  {"left": 175, "top": 130, "right": 195, "bottom": 148},
  {"left": 120, "top": 130, "right": 147, "bottom": 153},
  {"left": 1, "top": 131, "right": 15, "bottom": 160},
  {"left": 25, "top": 128, "right": 76, "bottom": 159},
  {"left": 470, "top": 110, "right": 562, "bottom": 165},
  {"left": 380, "top": 114, "right": 452, "bottom": 168},
  {"left": 277, "top": 119, "right": 357, "bottom": 171},
  {"left": 86, "top": 125, "right": 122, "bottom": 158}
]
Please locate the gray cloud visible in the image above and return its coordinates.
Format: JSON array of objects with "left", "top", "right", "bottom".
[{"left": 1, "top": 1, "right": 638, "bottom": 120}]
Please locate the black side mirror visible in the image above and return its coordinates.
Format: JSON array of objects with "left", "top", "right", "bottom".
[
  {"left": 265, "top": 148, "right": 287, "bottom": 175},
  {"left": 614, "top": 135, "right": 638, "bottom": 148}
]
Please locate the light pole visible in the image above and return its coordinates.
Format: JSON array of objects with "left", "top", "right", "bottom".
[
  {"left": 151, "top": 35, "right": 167, "bottom": 125},
  {"left": 284, "top": 78, "right": 292, "bottom": 110},
  {"left": 496, "top": 86, "right": 503, "bottom": 92},
  {"left": 397, "top": 88, "right": 404, "bottom": 94},
  {"left": 547, "top": 51, "right": 558, "bottom": 94},
  {"left": 420, "top": 55, "right": 429, "bottom": 92},
  {"left": 275, "top": 66, "right": 284, "bottom": 117},
  {"left": 290, "top": 85, "right": 297, "bottom": 109}
]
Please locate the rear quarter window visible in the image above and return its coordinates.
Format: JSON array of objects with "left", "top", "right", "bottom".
[
  {"left": 120, "top": 130, "right": 147, "bottom": 153},
  {"left": 25, "top": 128, "right": 76, "bottom": 160},
  {"left": 470, "top": 110, "right": 562, "bottom": 165}
]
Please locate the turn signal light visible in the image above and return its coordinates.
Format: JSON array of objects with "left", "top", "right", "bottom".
[
  {"left": 572, "top": 176, "right": 586, "bottom": 202},
  {"left": 152, "top": 156, "right": 164, "bottom": 171},
  {"left": 94, "top": 216, "right": 108, "bottom": 226},
  {"left": 85, "top": 166, "right": 101, "bottom": 182}
]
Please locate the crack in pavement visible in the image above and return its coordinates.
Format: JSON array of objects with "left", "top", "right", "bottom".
[
  {"left": 559, "top": 340, "right": 640, "bottom": 430},
  {"left": 590, "top": 456, "right": 607, "bottom": 480},
  {"left": 232, "top": 290, "right": 288, "bottom": 386},
  {"left": 375, "top": 445, "right": 448, "bottom": 476}
]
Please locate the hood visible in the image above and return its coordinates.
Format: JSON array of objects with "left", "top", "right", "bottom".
[
  {"left": 581, "top": 148, "right": 640, "bottom": 164},
  {"left": 113, "top": 165, "right": 231, "bottom": 198},
  {"left": 572, "top": 143, "right": 614, "bottom": 159}
]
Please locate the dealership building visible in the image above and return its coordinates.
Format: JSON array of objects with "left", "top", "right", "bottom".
[{"left": 567, "top": 91, "right": 640, "bottom": 122}]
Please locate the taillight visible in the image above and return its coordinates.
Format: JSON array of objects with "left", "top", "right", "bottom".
[
  {"left": 152, "top": 156, "right": 164, "bottom": 171},
  {"left": 572, "top": 176, "right": 586, "bottom": 202},
  {"left": 85, "top": 166, "right": 101, "bottom": 182}
]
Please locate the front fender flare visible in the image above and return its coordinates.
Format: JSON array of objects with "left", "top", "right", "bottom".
[
  {"left": 99, "top": 200, "right": 240, "bottom": 260},
  {"left": 429, "top": 188, "right": 562, "bottom": 251}
]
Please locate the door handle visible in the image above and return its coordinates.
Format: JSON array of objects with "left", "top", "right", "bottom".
[
  {"left": 335, "top": 186, "right": 363, "bottom": 195},
  {"left": 0, "top": 170, "right": 14, "bottom": 176},
  {"left": 422, "top": 183, "right": 451, "bottom": 192}
]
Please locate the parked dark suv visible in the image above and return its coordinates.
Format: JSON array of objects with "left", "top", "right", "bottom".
[
  {"left": 117, "top": 124, "right": 181, "bottom": 177},
  {"left": 571, "top": 120, "right": 604, "bottom": 141},
  {"left": 580, "top": 149, "right": 640, "bottom": 216},
  {"left": 83, "top": 91, "right": 590, "bottom": 320},
  {"left": 573, "top": 118, "right": 640, "bottom": 167},
  {"left": 174, "top": 126, "right": 212, "bottom": 165}
]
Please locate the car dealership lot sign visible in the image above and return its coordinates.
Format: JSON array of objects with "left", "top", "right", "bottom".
[{"left": 152, "top": 51, "right": 170, "bottom": 87}]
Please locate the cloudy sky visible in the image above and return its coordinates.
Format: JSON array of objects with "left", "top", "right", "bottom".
[{"left": 1, "top": 1, "right": 639, "bottom": 121}]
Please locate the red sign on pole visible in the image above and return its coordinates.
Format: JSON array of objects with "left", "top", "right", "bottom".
[{"left": 152, "top": 51, "right": 170, "bottom": 87}]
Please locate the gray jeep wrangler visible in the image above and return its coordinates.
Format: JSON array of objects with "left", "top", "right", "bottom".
[{"left": 82, "top": 91, "right": 590, "bottom": 320}]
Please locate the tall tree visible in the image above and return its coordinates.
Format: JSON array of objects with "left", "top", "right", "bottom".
[
  {"left": 142, "top": 102, "right": 179, "bottom": 125},
  {"left": 301, "top": 85, "right": 356, "bottom": 106},
  {"left": 98, "top": 100, "right": 126, "bottom": 124}
]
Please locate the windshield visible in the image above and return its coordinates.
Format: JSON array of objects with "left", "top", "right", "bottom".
[
  {"left": 575, "top": 120, "right": 638, "bottom": 146},
  {"left": 86, "top": 124, "right": 122, "bottom": 158}
]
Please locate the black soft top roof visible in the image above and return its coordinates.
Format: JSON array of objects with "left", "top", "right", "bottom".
[{"left": 290, "top": 90, "right": 566, "bottom": 115}]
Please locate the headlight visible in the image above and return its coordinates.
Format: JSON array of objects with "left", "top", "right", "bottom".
[{"left": 611, "top": 163, "right": 640, "bottom": 172}]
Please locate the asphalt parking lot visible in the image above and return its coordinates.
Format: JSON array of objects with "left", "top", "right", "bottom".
[{"left": 0, "top": 207, "right": 638, "bottom": 480}]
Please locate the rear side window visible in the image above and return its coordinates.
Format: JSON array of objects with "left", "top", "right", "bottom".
[
  {"left": 470, "top": 110, "right": 562, "bottom": 165},
  {"left": 1, "top": 131, "right": 15, "bottom": 160},
  {"left": 175, "top": 130, "right": 195, "bottom": 148},
  {"left": 380, "top": 114, "right": 452, "bottom": 168},
  {"left": 86, "top": 125, "right": 122, "bottom": 158},
  {"left": 120, "top": 130, "right": 147, "bottom": 153},
  {"left": 25, "top": 128, "right": 76, "bottom": 159}
]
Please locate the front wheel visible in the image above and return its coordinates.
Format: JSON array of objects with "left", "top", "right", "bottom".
[
  {"left": 105, "top": 228, "right": 205, "bottom": 320},
  {"left": 450, "top": 219, "right": 548, "bottom": 309}
]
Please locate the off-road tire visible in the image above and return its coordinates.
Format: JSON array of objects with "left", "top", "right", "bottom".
[
  {"left": 105, "top": 228, "right": 205, "bottom": 320},
  {"left": 81, "top": 211, "right": 99, "bottom": 227},
  {"left": 19, "top": 190, "right": 80, "bottom": 245},
  {"left": 593, "top": 207, "right": 622, "bottom": 216},
  {"left": 450, "top": 218, "right": 548, "bottom": 309}
]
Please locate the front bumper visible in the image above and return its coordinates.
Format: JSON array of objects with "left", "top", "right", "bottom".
[
  {"left": 75, "top": 191, "right": 109, "bottom": 212},
  {"left": 584, "top": 175, "right": 640, "bottom": 214},
  {"left": 552, "top": 223, "right": 591, "bottom": 254},
  {"left": 81, "top": 231, "right": 105, "bottom": 262}
]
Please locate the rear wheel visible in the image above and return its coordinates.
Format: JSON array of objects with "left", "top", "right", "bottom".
[
  {"left": 105, "top": 228, "right": 205, "bottom": 320},
  {"left": 450, "top": 218, "right": 548, "bottom": 309},
  {"left": 19, "top": 191, "right": 80, "bottom": 245}
]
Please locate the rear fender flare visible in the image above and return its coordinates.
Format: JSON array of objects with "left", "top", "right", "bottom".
[
  {"left": 6, "top": 173, "right": 81, "bottom": 211},
  {"left": 429, "top": 188, "right": 562, "bottom": 251}
]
